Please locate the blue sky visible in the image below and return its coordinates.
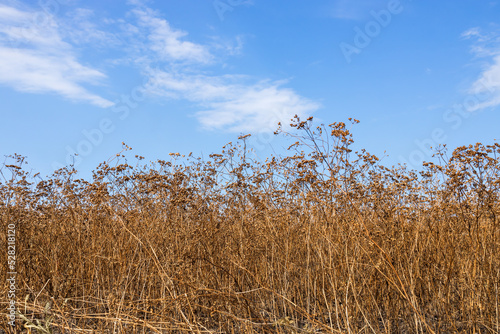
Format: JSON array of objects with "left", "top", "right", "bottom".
[{"left": 1, "top": 0, "right": 499, "bottom": 180}]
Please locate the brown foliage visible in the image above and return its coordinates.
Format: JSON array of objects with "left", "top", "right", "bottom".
[{"left": 1, "top": 117, "right": 499, "bottom": 333}]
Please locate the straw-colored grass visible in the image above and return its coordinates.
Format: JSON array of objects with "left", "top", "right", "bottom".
[{"left": 1, "top": 117, "right": 499, "bottom": 333}]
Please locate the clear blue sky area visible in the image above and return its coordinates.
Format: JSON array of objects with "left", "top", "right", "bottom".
[{"left": 1, "top": 0, "right": 499, "bottom": 180}]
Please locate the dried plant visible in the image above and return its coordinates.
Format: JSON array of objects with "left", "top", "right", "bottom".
[{"left": 1, "top": 117, "right": 499, "bottom": 333}]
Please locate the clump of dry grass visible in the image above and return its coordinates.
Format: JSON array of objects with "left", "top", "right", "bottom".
[{"left": 1, "top": 117, "right": 499, "bottom": 333}]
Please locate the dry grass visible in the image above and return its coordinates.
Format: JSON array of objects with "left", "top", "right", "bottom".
[{"left": 1, "top": 117, "right": 499, "bottom": 333}]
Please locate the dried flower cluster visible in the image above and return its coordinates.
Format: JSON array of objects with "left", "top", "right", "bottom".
[{"left": 1, "top": 117, "right": 499, "bottom": 333}]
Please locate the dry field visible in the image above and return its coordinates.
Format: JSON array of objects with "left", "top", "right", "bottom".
[{"left": 1, "top": 117, "right": 499, "bottom": 333}]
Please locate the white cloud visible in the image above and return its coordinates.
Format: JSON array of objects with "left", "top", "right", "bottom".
[
  {"left": 131, "top": 7, "right": 212, "bottom": 64},
  {"left": 461, "top": 27, "right": 500, "bottom": 57},
  {"left": 463, "top": 28, "right": 500, "bottom": 111},
  {"left": 1, "top": 1, "right": 319, "bottom": 128},
  {"left": 0, "top": 2, "right": 113, "bottom": 107},
  {"left": 143, "top": 69, "right": 320, "bottom": 133},
  {"left": 121, "top": 3, "right": 319, "bottom": 133},
  {"left": 61, "top": 8, "right": 122, "bottom": 48},
  {"left": 461, "top": 27, "right": 482, "bottom": 40},
  {"left": 0, "top": 3, "right": 67, "bottom": 49},
  {"left": 208, "top": 34, "right": 245, "bottom": 56},
  {"left": 0, "top": 47, "right": 113, "bottom": 107},
  {"left": 0, "top": 3, "right": 30, "bottom": 23},
  {"left": 468, "top": 55, "right": 500, "bottom": 110},
  {"left": 197, "top": 84, "right": 320, "bottom": 133}
]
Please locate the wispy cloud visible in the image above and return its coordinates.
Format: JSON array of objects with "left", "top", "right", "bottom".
[
  {"left": 208, "top": 34, "right": 245, "bottom": 57},
  {"left": 196, "top": 82, "right": 320, "bottom": 133},
  {"left": 61, "top": 8, "right": 122, "bottom": 48},
  {"left": 0, "top": 47, "right": 112, "bottom": 107},
  {"left": 143, "top": 69, "right": 320, "bottom": 133},
  {"left": 463, "top": 27, "right": 500, "bottom": 111},
  {"left": 0, "top": 1, "right": 320, "bottom": 129},
  {"left": 131, "top": 7, "right": 213, "bottom": 64},
  {"left": 469, "top": 55, "right": 500, "bottom": 110},
  {"left": 127, "top": 5, "right": 319, "bottom": 133},
  {"left": 0, "top": 2, "right": 113, "bottom": 107},
  {"left": 461, "top": 27, "right": 500, "bottom": 57}
]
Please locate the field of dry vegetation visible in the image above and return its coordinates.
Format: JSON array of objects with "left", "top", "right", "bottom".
[{"left": 1, "top": 117, "right": 499, "bottom": 333}]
